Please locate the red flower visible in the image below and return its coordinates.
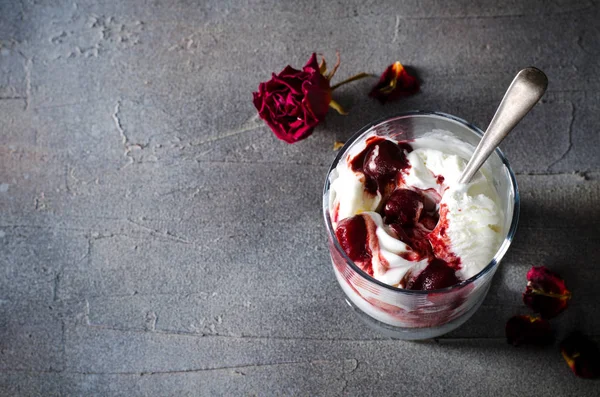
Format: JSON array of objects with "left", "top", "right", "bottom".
[
  {"left": 560, "top": 331, "right": 600, "bottom": 379},
  {"left": 253, "top": 53, "right": 332, "bottom": 143},
  {"left": 505, "top": 315, "right": 553, "bottom": 346},
  {"left": 369, "top": 61, "right": 420, "bottom": 104},
  {"left": 523, "top": 266, "right": 571, "bottom": 319}
]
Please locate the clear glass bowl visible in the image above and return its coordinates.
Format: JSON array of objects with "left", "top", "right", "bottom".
[{"left": 322, "top": 111, "right": 519, "bottom": 339}]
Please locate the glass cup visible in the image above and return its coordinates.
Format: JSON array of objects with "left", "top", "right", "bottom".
[{"left": 322, "top": 111, "right": 519, "bottom": 340}]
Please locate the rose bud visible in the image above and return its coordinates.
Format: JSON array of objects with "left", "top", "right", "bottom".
[
  {"left": 523, "top": 266, "right": 571, "bottom": 319},
  {"left": 253, "top": 53, "right": 333, "bottom": 143},
  {"left": 505, "top": 315, "right": 553, "bottom": 347},
  {"left": 560, "top": 331, "right": 600, "bottom": 379}
]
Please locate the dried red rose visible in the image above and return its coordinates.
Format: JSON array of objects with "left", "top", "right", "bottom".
[
  {"left": 505, "top": 315, "right": 553, "bottom": 347},
  {"left": 253, "top": 53, "right": 332, "bottom": 143},
  {"left": 560, "top": 331, "right": 600, "bottom": 379},
  {"left": 523, "top": 266, "right": 571, "bottom": 319},
  {"left": 369, "top": 61, "right": 420, "bottom": 104}
]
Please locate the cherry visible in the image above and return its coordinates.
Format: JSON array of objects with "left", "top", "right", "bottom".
[
  {"left": 383, "top": 189, "right": 424, "bottom": 225},
  {"left": 406, "top": 259, "right": 460, "bottom": 291},
  {"left": 349, "top": 138, "right": 412, "bottom": 195},
  {"left": 363, "top": 140, "right": 409, "bottom": 183},
  {"left": 335, "top": 215, "right": 371, "bottom": 263}
]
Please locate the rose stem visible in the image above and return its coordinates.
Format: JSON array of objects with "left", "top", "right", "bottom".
[{"left": 330, "top": 72, "right": 372, "bottom": 90}]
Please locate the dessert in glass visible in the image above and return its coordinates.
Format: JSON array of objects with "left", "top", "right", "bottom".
[{"left": 323, "top": 111, "right": 519, "bottom": 339}]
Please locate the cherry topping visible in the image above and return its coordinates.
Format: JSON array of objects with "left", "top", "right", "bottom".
[
  {"left": 406, "top": 259, "right": 460, "bottom": 290},
  {"left": 419, "top": 212, "right": 439, "bottom": 231},
  {"left": 363, "top": 140, "right": 409, "bottom": 183},
  {"left": 383, "top": 189, "right": 424, "bottom": 225},
  {"left": 342, "top": 137, "right": 464, "bottom": 288},
  {"left": 388, "top": 223, "right": 433, "bottom": 261},
  {"left": 335, "top": 215, "right": 371, "bottom": 263},
  {"left": 350, "top": 138, "right": 411, "bottom": 195}
]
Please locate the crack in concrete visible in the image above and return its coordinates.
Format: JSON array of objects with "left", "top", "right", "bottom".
[
  {"left": 193, "top": 159, "right": 328, "bottom": 167},
  {"left": 33, "top": 192, "right": 47, "bottom": 211},
  {"left": 339, "top": 358, "right": 359, "bottom": 393},
  {"left": 112, "top": 100, "right": 149, "bottom": 169},
  {"left": 0, "top": 358, "right": 358, "bottom": 377},
  {"left": 144, "top": 311, "right": 157, "bottom": 331},
  {"left": 9, "top": 50, "right": 33, "bottom": 110},
  {"left": 112, "top": 100, "right": 127, "bottom": 144},
  {"left": 112, "top": 100, "right": 133, "bottom": 168},
  {"left": 78, "top": 236, "right": 93, "bottom": 265},
  {"left": 72, "top": 322, "right": 525, "bottom": 342},
  {"left": 575, "top": 26, "right": 600, "bottom": 56},
  {"left": 516, "top": 171, "right": 598, "bottom": 179},
  {"left": 159, "top": 186, "right": 203, "bottom": 198},
  {"left": 53, "top": 273, "right": 61, "bottom": 301},
  {"left": 24, "top": 57, "right": 32, "bottom": 110},
  {"left": 64, "top": 165, "right": 74, "bottom": 195},
  {"left": 60, "top": 320, "right": 67, "bottom": 372},
  {"left": 126, "top": 218, "right": 192, "bottom": 244},
  {"left": 393, "top": 15, "right": 400, "bottom": 43},
  {"left": 0, "top": 224, "right": 90, "bottom": 233},
  {"left": 0, "top": 96, "right": 25, "bottom": 100},
  {"left": 0, "top": 222, "right": 201, "bottom": 246},
  {"left": 392, "top": 4, "right": 597, "bottom": 21},
  {"left": 547, "top": 102, "right": 575, "bottom": 170},
  {"left": 71, "top": 299, "right": 92, "bottom": 327},
  {"left": 33, "top": 101, "right": 93, "bottom": 110}
]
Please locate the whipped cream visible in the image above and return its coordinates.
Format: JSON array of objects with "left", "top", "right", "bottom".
[{"left": 328, "top": 133, "right": 504, "bottom": 287}]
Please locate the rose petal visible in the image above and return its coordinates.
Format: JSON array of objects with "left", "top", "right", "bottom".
[
  {"left": 302, "top": 52, "right": 320, "bottom": 74},
  {"left": 270, "top": 71, "right": 306, "bottom": 95},
  {"left": 369, "top": 61, "right": 420, "bottom": 104},
  {"left": 523, "top": 266, "right": 571, "bottom": 319},
  {"left": 303, "top": 81, "right": 332, "bottom": 119},
  {"left": 252, "top": 90, "right": 264, "bottom": 113},
  {"left": 560, "top": 331, "right": 600, "bottom": 379},
  {"left": 505, "top": 315, "right": 553, "bottom": 347}
]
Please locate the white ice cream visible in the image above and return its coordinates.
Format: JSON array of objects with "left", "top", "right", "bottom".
[
  {"left": 328, "top": 133, "right": 504, "bottom": 285},
  {"left": 329, "top": 165, "right": 381, "bottom": 222}
]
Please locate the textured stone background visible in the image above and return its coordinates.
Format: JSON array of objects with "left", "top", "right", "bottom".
[{"left": 1, "top": 0, "right": 599, "bottom": 395}]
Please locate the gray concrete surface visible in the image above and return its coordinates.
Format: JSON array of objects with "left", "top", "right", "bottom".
[{"left": 1, "top": 0, "right": 599, "bottom": 395}]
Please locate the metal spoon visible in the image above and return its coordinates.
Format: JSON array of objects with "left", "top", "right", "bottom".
[{"left": 459, "top": 67, "right": 548, "bottom": 184}]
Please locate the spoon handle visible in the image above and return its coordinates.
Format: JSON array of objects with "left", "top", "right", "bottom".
[{"left": 459, "top": 67, "right": 548, "bottom": 184}]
